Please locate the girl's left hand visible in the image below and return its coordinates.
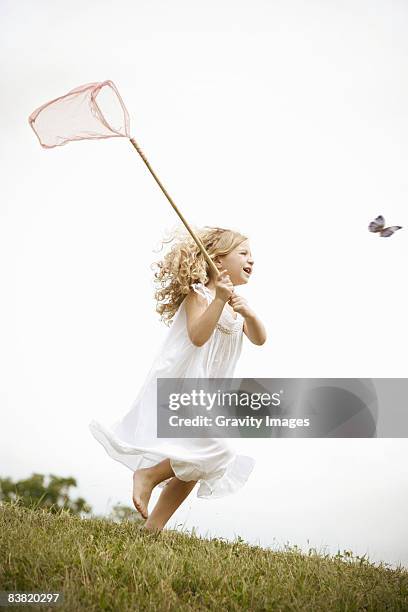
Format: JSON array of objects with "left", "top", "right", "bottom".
[{"left": 228, "top": 293, "right": 255, "bottom": 319}]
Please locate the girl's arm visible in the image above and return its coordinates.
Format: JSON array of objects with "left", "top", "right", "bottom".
[
  {"left": 184, "top": 292, "right": 226, "bottom": 347},
  {"left": 243, "top": 313, "right": 267, "bottom": 346},
  {"left": 185, "top": 271, "right": 234, "bottom": 347},
  {"left": 229, "top": 293, "right": 267, "bottom": 346}
]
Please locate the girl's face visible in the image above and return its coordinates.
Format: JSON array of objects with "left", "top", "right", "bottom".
[{"left": 215, "top": 239, "right": 254, "bottom": 286}]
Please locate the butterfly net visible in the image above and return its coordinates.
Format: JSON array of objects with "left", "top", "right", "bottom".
[
  {"left": 28, "top": 80, "right": 130, "bottom": 148},
  {"left": 28, "top": 79, "right": 219, "bottom": 274}
]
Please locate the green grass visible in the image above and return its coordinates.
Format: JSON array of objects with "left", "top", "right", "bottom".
[{"left": 1, "top": 502, "right": 407, "bottom": 611}]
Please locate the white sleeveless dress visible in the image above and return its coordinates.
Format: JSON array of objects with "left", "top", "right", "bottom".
[{"left": 88, "top": 282, "right": 255, "bottom": 498}]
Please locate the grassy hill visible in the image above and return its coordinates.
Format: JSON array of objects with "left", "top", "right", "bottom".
[{"left": 1, "top": 502, "right": 407, "bottom": 611}]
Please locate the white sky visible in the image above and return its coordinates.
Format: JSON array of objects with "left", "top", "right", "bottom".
[{"left": 1, "top": 0, "right": 408, "bottom": 569}]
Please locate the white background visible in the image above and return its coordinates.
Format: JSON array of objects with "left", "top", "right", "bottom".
[{"left": 1, "top": 0, "right": 407, "bottom": 569}]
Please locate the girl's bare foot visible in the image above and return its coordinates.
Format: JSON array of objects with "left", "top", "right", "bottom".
[
  {"left": 132, "top": 469, "right": 155, "bottom": 519},
  {"left": 142, "top": 523, "right": 163, "bottom": 534}
]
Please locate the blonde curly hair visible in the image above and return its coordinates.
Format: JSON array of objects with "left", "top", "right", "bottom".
[{"left": 150, "top": 225, "right": 248, "bottom": 326}]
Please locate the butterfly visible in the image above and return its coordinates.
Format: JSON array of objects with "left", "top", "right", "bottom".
[{"left": 368, "top": 215, "right": 402, "bottom": 237}]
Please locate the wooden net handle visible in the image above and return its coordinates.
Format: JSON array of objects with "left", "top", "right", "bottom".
[{"left": 129, "top": 137, "right": 219, "bottom": 278}]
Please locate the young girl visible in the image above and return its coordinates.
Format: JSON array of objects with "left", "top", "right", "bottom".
[{"left": 89, "top": 226, "right": 266, "bottom": 532}]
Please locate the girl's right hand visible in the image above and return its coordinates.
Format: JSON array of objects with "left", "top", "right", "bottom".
[{"left": 215, "top": 269, "right": 234, "bottom": 303}]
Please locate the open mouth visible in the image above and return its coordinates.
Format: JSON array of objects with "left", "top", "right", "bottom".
[{"left": 243, "top": 267, "right": 252, "bottom": 275}]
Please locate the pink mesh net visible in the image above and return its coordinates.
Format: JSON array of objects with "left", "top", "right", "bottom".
[
  {"left": 28, "top": 80, "right": 131, "bottom": 148},
  {"left": 28, "top": 79, "right": 220, "bottom": 278}
]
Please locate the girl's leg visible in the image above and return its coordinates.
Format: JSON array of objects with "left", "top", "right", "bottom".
[
  {"left": 143, "top": 476, "right": 197, "bottom": 532},
  {"left": 132, "top": 458, "right": 175, "bottom": 519}
]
